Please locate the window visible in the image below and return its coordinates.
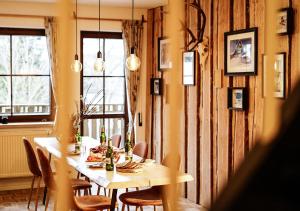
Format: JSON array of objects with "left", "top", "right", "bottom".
[
  {"left": 81, "top": 31, "right": 127, "bottom": 141},
  {"left": 0, "top": 28, "right": 52, "bottom": 122}
]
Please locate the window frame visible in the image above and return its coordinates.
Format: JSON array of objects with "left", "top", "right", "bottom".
[
  {"left": 0, "top": 27, "right": 53, "bottom": 123},
  {"left": 80, "top": 31, "right": 128, "bottom": 134}
]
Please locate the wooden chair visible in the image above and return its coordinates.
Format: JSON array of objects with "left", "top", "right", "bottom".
[
  {"left": 133, "top": 142, "right": 148, "bottom": 159},
  {"left": 23, "top": 138, "right": 42, "bottom": 211},
  {"left": 119, "top": 154, "right": 180, "bottom": 211},
  {"left": 111, "top": 134, "right": 122, "bottom": 148},
  {"left": 36, "top": 148, "right": 93, "bottom": 210}
]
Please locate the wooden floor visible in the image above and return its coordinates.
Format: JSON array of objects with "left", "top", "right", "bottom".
[{"left": 0, "top": 186, "right": 206, "bottom": 211}]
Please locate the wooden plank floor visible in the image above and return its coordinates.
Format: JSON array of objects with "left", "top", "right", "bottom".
[{"left": 0, "top": 183, "right": 206, "bottom": 211}]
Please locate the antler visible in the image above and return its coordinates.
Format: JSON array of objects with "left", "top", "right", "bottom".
[{"left": 183, "top": 0, "right": 206, "bottom": 51}]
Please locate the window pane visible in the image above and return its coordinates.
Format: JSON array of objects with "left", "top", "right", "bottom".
[
  {"left": 0, "top": 76, "right": 11, "bottom": 115},
  {"left": 83, "top": 38, "right": 104, "bottom": 76},
  {"left": 83, "top": 118, "right": 125, "bottom": 145},
  {"left": 105, "top": 77, "right": 125, "bottom": 114},
  {"left": 105, "top": 39, "right": 125, "bottom": 76},
  {"left": 0, "top": 36, "right": 10, "bottom": 75},
  {"left": 12, "top": 36, "right": 50, "bottom": 75},
  {"left": 83, "top": 77, "right": 104, "bottom": 115},
  {"left": 12, "top": 76, "right": 50, "bottom": 115}
]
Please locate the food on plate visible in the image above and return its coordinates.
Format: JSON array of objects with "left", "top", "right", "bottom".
[
  {"left": 86, "top": 155, "right": 104, "bottom": 162},
  {"left": 116, "top": 161, "right": 142, "bottom": 169}
]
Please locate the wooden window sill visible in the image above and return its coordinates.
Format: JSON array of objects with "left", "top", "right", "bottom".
[{"left": 0, "top": 122, "right": 54, "bottom": 129}]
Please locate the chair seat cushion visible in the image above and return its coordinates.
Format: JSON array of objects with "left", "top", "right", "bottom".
[
  {"left": 119, "top": 187, "right": 163, "bottom": 206},
  {"left": 74, "top": 195, "right": 111, "bottom": 210},
  {"left": 71, "top": 178, "right": 92, "bottom": 190}
]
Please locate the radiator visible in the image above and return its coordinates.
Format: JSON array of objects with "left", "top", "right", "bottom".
[{"left": 0, "top": 127, "right": 52, "bottom": 178}]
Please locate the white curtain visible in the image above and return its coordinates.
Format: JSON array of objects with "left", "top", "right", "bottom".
[{"left": 44, "top": 17, "right": 58, "bottom": 132}]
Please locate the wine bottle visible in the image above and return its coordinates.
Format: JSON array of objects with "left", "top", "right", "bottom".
[
  {"left": 105, "top": 138, "right": 114, "bottom": 171},
  {"left": 100, "top": 127, "right": 106, "bottom": 146},
  {"left": 125, "top": 132, "right": 133, "bottom": 161},
  {"left": 75, "top": 132, "right": 81, "bottom": 153}
]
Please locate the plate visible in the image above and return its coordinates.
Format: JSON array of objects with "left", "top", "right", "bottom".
[{"left": 86, "top": 162, "right": 105, "bottom": 168}]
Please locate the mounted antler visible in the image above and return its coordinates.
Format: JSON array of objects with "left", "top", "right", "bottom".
[{"left": 183, "top": 0, "right": 206, "bottom": 51}]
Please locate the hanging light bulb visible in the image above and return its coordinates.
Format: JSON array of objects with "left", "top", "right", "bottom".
[
  {"left": 126, "top": 0, "right": 140, "bottom": 72},
  {"left": 126, "top": 47, "right": 141, "bottom": 71},
  {"left": 71, "top": 54, "right": 82, "bottom": 72},
  {"left": 94, "top": 51, "right": 105, "bottom": 72},
  {"left": 94, "top": 0, "right": 105, "bottom": 72},
  {"left": 72, "top": 0, "right": 82, "bottom": 72}
]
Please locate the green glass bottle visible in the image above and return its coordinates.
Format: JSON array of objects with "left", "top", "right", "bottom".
[
  {"left": 105, "top": 139, "right": 114, "bottom": 171},
  {"left": 125, "top": 132, "right": 133, "bottom": 161},
  {"left": 75, "top": 132, "right": 81, "bottom": 153},
  {"left": 100, "top": 127, "right": 106, "bottom": 146}
]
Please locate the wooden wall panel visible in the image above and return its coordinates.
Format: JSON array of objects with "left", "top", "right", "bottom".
[{"left": 146, "top": 0, "right": 300, "bottom": 208}]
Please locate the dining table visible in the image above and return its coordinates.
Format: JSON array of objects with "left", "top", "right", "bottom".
[{"left": 34, "top": 136, "right": 194, "bottom": 211}]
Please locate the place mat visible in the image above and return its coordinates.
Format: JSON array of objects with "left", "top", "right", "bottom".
[{"left": 116, "top": 168, "right": 143, "bottom": 173}]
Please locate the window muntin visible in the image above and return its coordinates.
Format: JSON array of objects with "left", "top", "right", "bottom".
[{"left": 0, "top": 28, "right": 51, "bottom": 121}]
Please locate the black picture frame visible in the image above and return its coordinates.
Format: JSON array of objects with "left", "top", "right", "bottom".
[
  {"left": 224, "top": 27, "right": 258, "bottom": 76},
  {"left": 277, "top": 8, "right": 294, "bottom": 36},
  {"left": 182, "top": 51, "right": 197, "bottom": 86},
  {"left": 227, "top": 87, "right": 247, "bottom": 110},
  {"left": 158, "top": 37, "right": 172, "bottom": 70},
  {"left": 150, "top": 78, "right": 162, "bottom": 95},
  {"left": 262, "top": 52, "right": 286, "bottom": 99}
]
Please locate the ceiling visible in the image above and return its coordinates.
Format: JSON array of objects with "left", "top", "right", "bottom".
[{"left": 4, "top": 0, "right": 168, "bottom": 8}]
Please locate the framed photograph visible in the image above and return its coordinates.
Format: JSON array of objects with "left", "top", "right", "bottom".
[
  {"left": 263, "top": 53, "right": 286, "bottom": 98},
  {"left": 150, "top": 78, "right": 162, "bottom": 95},
  {"left": 183, "top": 51, "right": 196, "bottom": 85},
  {"left": 224, "top": 27, "right": 258, "bottom": 76},
  {"left": 228, "top": 87, "right": 247, "bottom": 110},
  {"left": 277, "top": 8, "right": 293, "bottom": 35},
  {"left": 158, "top": 37, "right": 172, "bottom": 70}
]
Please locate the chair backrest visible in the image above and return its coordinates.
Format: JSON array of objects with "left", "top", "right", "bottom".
[
  {"left": 111, "top": 134, "right": 121, "bottom": 148},
  {"left": 133, "top": 142, "right": 148, "bottom": 158},
  {"left": 23, "top": 138, "right": 41, "bottom": 176},
  {"left": 36, "top": 148, "right": 54, "bottom": 188}
]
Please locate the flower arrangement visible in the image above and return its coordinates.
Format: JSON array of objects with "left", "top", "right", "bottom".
[{"left": 72, "top": 83, "right": 104, "bottom": 135}]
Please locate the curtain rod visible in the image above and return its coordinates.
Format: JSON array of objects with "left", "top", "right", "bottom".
[{"left": 0, "top": 13, "right": 147, "bottom": 23}]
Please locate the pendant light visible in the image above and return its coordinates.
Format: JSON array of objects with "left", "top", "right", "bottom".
[
  {"left": 126, "top": 0, "right": 141, "bottom": 72},
  {"left": 71, "top": 0, "right": 82, "bottom": 72},
  {"left": 94, "top": 0, "right": 105, "bottom": 72}
]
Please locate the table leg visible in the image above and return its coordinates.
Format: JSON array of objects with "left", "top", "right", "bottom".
[
  {"left": 162, "top": 188, "right": 169, "bottom": 211},
  {"left": 43, "top": 153, "right": 52, "bottom": 205},
  {"left": 110, "top": 189, "right": 118, "bottom": 211}
]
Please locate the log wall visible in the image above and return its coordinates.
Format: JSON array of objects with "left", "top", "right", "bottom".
[{"left": 145, "top": 0, "right": 300, "bottom": 208}]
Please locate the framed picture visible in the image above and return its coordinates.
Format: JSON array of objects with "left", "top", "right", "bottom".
[
  {"left": 263, "top": 53, "right": 286, "bottom": 98},
  {"left": 277, "top": 8, "right": 293, "bottom": 35},
  {"left": 183, "top": 51, "right": 196, "bottom": 85},
  {"left": 228, "top": 87, "right": 247, "bottom": 110},
  {"left": 150, "top": 78, "right": 162, "bottom": 95},
  {"left": 224, "top": 27, "right": 258, "bottom": 76},
  {"left": 158, "top": 37, "right": 172, "bottom": 70}
]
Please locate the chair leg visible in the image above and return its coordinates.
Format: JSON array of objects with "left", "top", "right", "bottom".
[
  {"left": 140, "top": 206, "right": 143, "bottom": 211},
  {"left": 88, "top": 187, "right": 92, "bottom": 195},
  {"left": 27, "top": 176, "right": 35, "bottom": 209},
  {"left": 122, "top": 203, "right": 126, "bottom": 211},
  {"left": 45, "top": 192, "right": 50, "bottom": 211},
  {"left": 135, "top": 206, "right": 139, "bottom": 211},
  {"left": 154, "top": 205, "right": 156, "bottom": 211},
  {"left": 97, "top": 185, "right": 100, "bottom": 195},
  {"left": 34, "top": 177, "right": 41, "bottom": 211}
]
